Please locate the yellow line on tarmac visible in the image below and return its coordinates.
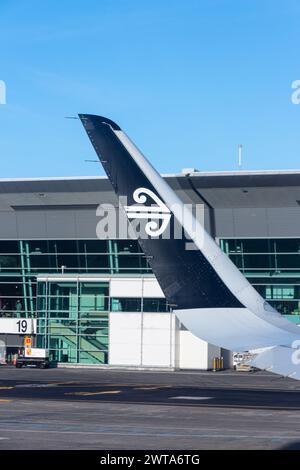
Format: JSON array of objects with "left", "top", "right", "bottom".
[
  {"left": 57, "top": 383, "right": 174, "bottom": 388},
  {"left": 65, "top": 390, "right": 121, "bottom": 396},
  {"left": 0, "top": 387, "right": 14, "bottom": 390},
  {"left": 0, "top": 399, "right": 12, "bottom": 403},
  {"left": 56, "top": 383, "right": 127, "bottom": 388}
]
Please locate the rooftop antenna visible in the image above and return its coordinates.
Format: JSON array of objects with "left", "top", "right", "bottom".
[{"left": 238, "top": 144, "right": 243, "bottom": 170}]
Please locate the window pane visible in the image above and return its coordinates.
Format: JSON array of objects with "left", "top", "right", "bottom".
[
  {"left": 79, "top": 283, "right": 109, "bottom": 312},
  {"left": 80, "top": 282, "right": 109, "bottom": 296},
  {"left": 243, "top": 254, "right": 273, "bottom": 270},
  {"left": 78, "top": 241, "right": 109, "bottom": 272},
  {"left": 111, "top": 240, "right": 150, "bottom": 273},
  {"left": 0, "top": 255, "right": 20, "bottom": 271},
  {"left": 241, "top": 239, "right": 272, "bottom": 253},
  {"left": 79, "top": 240, "right": 108, "bottom": 254},
  {"left": 276, "top": 254, "right": 300, "bottom": 270},
  {"left": 49, "top": 282, "right": 77, "bottom": 296},
  {"left": 143, "top": 298, "right": 171, "bottom": 312},
  {"left": 0, "top": 241, "right": 19, "bottom": 254},
  {"left": 79, "top": 336, "right": 108, "bottom": 349},
  {"left": 79, "top": 326, "right": 108, "bottom": 336},
  {"left": 275, "top": 239, "right": 300, "bottom": 253},
  {"left": 111, "top": 298, "right": 141, "bottom": 312},
  {"left": 79, "top": 350, "right": 107, "bottom": 364},
  {"left": 48, "top": 240, "right": 78, "bottom": 254},
  {"left": 79, "top": 318, "right": 108, "bottom": 327},
  {"left": 49, "top": 348, "right": 77, "bottom": 363}
]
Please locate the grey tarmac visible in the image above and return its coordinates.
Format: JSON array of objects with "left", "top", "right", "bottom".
[{"left": 0, "top": 366, "right": 300, "bottom": 450}]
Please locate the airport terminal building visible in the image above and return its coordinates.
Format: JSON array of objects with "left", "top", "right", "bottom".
[{"left": 0, "top": 169, "right": 300, "bottom": 369}]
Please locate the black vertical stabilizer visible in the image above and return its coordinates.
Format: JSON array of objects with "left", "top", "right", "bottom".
[{"left": 79, "top": 114, "right": 243, "bottom": 310}]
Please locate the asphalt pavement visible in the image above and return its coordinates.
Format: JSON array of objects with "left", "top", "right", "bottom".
[{"left": 0, "top": 366, "right": 300, "bottom": 449}]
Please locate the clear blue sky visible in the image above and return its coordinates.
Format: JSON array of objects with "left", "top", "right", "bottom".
[{"left": 0, "top": 0, "right": 300, "bottom": 177}]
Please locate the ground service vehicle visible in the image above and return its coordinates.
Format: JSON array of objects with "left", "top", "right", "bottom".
[{"left": 16, "top": 347, "right": 50, "bottom": 369}]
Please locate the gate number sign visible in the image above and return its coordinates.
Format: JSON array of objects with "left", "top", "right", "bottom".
[
  {"left": 17, "top": 320, "right": 30, "bottom": 334},
  {"left": 0, "top": 319, "right": 36, "bottom": 335}
]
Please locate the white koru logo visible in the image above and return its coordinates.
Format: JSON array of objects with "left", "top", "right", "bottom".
[{"left": 124, "top": 187, "right": 171, "bottom": 237}]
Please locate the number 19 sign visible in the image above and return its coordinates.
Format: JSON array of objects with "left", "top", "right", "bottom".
[{"left": 0, "top": 318, "right": 36, "bottom": 335}]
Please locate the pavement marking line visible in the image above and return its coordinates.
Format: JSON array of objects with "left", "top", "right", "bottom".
[
  {"left": 134, "top": 386, "right": 172, "bottom": 391},
  {"left": 49, "top": 381, "right": 80, "bottom": 386},
  {"left": 54, "top": 383, "right": 174, "bottom": 389},
  {"left": 0, "top": 387, "right": 14, "bottom": 390},
  {"left": 0, "top": 399, "right": 12, "bottom": 403},
  {"left": 134, "top": 387, "right": 160, "bottom": 391},
  {"left": 15, "top": 382, "right": 79, "bottom": 389},
  {"left": 170, "top": 396, "right": 214, "bottom": 400},
  {"left": 15, "top": 384, "right": 54, "bottom": 389},
  {"left": 0, "top": 437, "right": 9, "bottom": 440},
  {"left": 64, "top": 390, "right": 122, "bottom": 396}
]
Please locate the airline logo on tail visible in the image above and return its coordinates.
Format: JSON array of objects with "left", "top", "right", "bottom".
[{"left": 124, "top": 187, "right": 171, "bottom": 237}]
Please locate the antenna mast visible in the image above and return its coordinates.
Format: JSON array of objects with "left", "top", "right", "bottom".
[{"left": 238, "top": 144, "right": 243, "bottom": 169}]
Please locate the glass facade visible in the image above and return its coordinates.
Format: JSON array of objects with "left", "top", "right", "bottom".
[
  {"left": 220, "top": 238, "right": 300, "bottom": 321},
  {"left": 36, "top": 278, "right": 170, "bottom": 364},
  {"left": 36, "top": 280, "right": 110, "bottom": 364},
  {"left": 2, "top": 236, "right": 300, "bottom": 364},
  {"left": 0, "top": 239, "right": 151, "bottom": 319},
  {"left": 4, "top": 237, "right": 300, "bottom": 321},
  {"left": 0, "top": 238, "right": 169, "bottom": 364}
]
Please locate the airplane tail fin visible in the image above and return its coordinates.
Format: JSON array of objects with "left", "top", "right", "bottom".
[
  {"left": 79, "top": 114, "right": 300, "bottom": 357},
  {"left": 79, "top": 114, "right": 244, "bottom": 310}
]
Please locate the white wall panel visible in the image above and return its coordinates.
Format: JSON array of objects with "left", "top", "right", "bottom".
[
  {"left": 142, "top": 328, "right": 171, "bottom": 346},
  {"left": 110, "top": 279, "right": 143, "bottom": 297},
  {"left": 109, "top": 312, "right": 142, "bottom": 366},
  {"left": 142, "top": 313, "right": 175, "bottom": 367},
  {"left": 109, "top": 311, "right": 176, "bottom": 368},
  {"left": 110, "top": 278, "right": 164, "bottom": 298},
  {"left": 108, "top": 301, "right": 217, "bottom": 370},
  {"left": 142, "top": 313, "right": 171, "bottom": 330},
  {"left": 179, "top": 331, "right": 219, "bottom": 369},
  {"left": 142, "top": 279, "right": 164, "bottom": 298},
  {"left": 142, "top": 345, "right": 173, "bottom": 367}
]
